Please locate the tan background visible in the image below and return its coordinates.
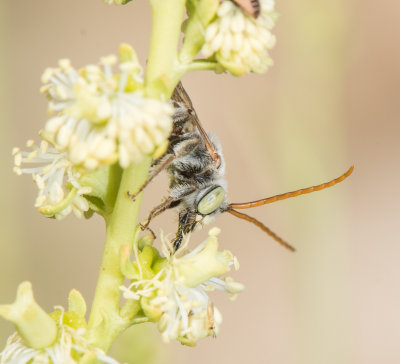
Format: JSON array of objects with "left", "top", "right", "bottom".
[{"left": 1, "top": 1, "right": 399, "bottom": 363}]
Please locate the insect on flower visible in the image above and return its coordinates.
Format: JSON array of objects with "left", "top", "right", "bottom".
[
  {"left": 231, "top": 0, "right": 261, "bottom": 18},
  {"left": 129, "top": 83, "right": 353, "bottom": 251},
  {"left": 207, "top": 302, "right": 217, "bottom": 338}
]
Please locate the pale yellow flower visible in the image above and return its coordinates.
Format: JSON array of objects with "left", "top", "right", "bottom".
[
  {"left": 0, "top": 283, "right": 118, "bottom": 364},
  {"left": 13, "top": 140, "right": 90, "bottom": 219},
  {"left": 120, "top": 228, "right": 244, "bottom": 344},
  {"left": 41, "top": 46, "right": 173, "bottom": 169},
  {"left": 0, "top": 327, "right": 119, "bottom": 364},
  {"left": 202, "top": 0, "right": 277, "bottom": 75}
]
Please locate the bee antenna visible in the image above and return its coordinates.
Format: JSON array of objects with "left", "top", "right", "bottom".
[
  {"left": 226, "top": 208, "right": 296, "bottom": 252},
  {"left": 228, "top": 166, "right": 354, "bottom": 210}
]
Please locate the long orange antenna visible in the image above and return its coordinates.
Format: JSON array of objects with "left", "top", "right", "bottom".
[
  {"left": 229, "top": 166, "right": 354, "bottom": 210},
  {"left": 226, "top": 208, "right": 296, "bottom": 252}
]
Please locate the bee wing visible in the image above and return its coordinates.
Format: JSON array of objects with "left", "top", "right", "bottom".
[
  {"left": 172, "top": 82, "right": 221, "bottom": 167},
  {"left": 171, "top": 81, "right": 195, "bottom": 109}
]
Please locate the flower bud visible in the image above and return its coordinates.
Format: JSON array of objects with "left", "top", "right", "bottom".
[
  {"left": 0, "top": 282, "right": 57, "bottom": 349},
  {"left": 137, "top": 234, "right": 155, "bottom": 250},
  {"left": 175, "top": 235, "right": 232, "bottom": 288}
]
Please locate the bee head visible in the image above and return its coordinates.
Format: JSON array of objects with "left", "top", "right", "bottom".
[
  {"left": 193, "top": 185, "right": 227, "bottom": 230},
  {"left": 197, "top": 186, "right": 226, "bottom": 215}
]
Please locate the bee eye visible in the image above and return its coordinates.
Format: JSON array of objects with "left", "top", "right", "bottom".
[{"left": 197, "top": 186, "right": 225, "bottom": 215}]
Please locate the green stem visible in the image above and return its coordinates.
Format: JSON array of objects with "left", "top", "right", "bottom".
[
  {"left": 38, "top": 188, "right": 78, "bottom": 216},
  {"left": 87, "top": 157, "right": 152, "bottom": 351},
  {"left": 87, "top": 0, "right": 197, "bottom": 352},
  {"left": 178, "top": 0, "right": 219, "bottom": 64},
  {"left": 180, "top": 60, "right": 221, "bottom": 73},
  {"left": 145, "top": 0, "right": 186, "bottom": 99}
]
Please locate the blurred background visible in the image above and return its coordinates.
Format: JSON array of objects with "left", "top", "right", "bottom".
[{"left": 1, "top": 1, "right": 399, "bottom": 363}]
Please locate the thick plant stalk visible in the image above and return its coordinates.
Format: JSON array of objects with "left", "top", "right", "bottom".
[
  {"left": 87, "top": 0, "right": 187, "bottom": 352},
  {"left": 87, "top": 158, "right": 151, "bottom": 351},
  {"left": 145, "top": 0, "right": 186, "bottom": 98}
]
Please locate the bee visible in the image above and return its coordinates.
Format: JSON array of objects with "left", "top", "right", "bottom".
[
  {"left": 207, "top": 302, "right": 217, "bottom": 338},
  {"left": 231, "top": 0, "right": 261, "bottom": 18},
  {"left": 129, "top": 82, "right": 353, "bottom": 251}
]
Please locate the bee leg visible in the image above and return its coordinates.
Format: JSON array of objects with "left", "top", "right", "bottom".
[
  {"left": 140, "top": 196, "right": 175, "bottom": 230},
  {"left": 127, "top": 154, "right": 176, "bottom": 201},
  {"left": 139, "top": 224, "right": 157, "bottom": 240},
  {"left": 173, "top": 232, "right": 184, "bottom": 251},
  {"left": 173, "top": 211, "right": 196, "bottom": 251},
  {"left": 127, "top": 137, "right": 199, "bottom": 202},
  {"left": 128, "top": 137, "right": 200, "bottom": 202}
]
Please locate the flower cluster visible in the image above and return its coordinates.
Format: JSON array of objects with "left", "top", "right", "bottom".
[
  {"left": 40, "top": 45, "right": 173, "bottom": 169},
  {"left": 12, "top": 44, "right": 175, "bottom": 218},
  {"left": 202, "top": 0, "right": 277, "bottom": 75},
  {"left": 0, "top": 283, "right": 119, "bottom": 364},
  {"left": 120, "top": 228, "right": 244, "bottom": 345},
  {"left": 0, "top": 327, "right": 119, "bottom": 364},
  {"left": 13, "top": 140, "right": 90, "bottom": 219}
]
